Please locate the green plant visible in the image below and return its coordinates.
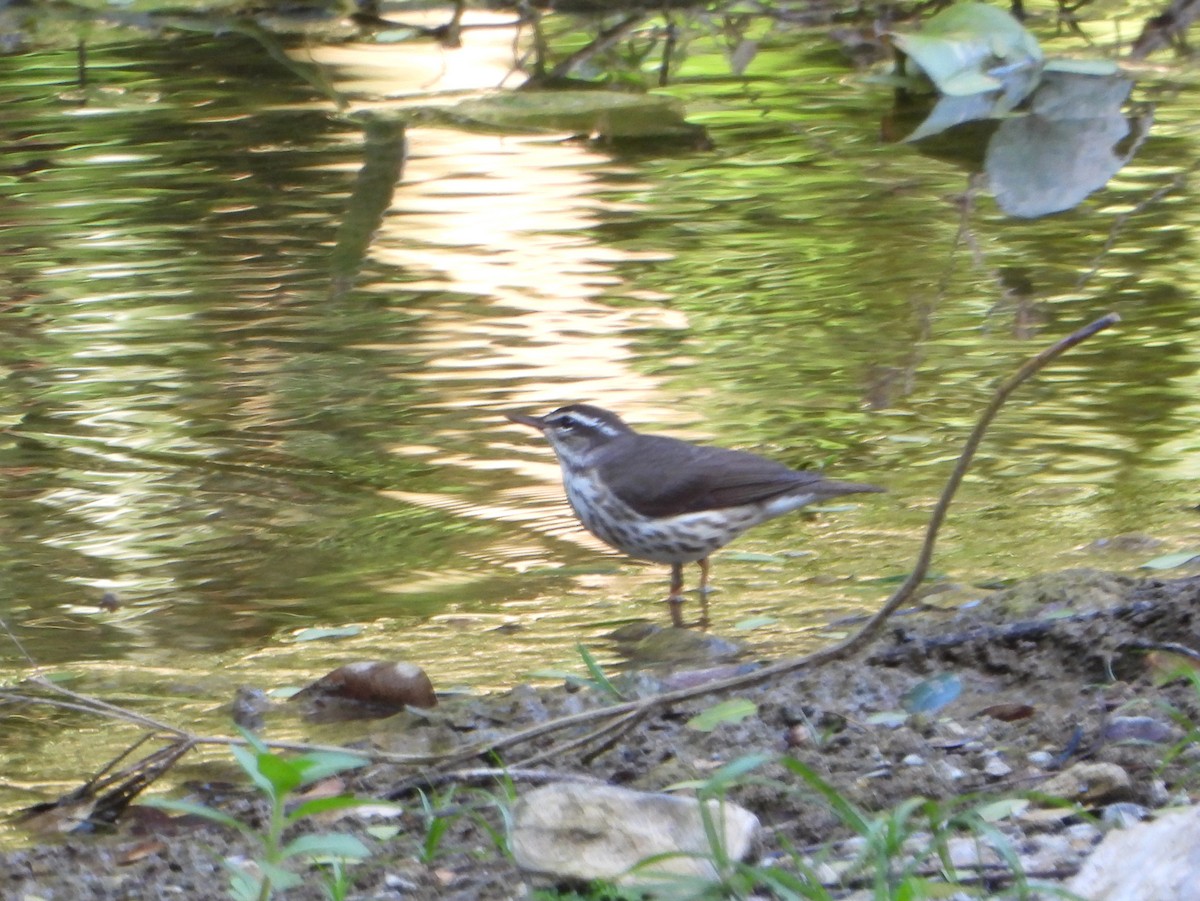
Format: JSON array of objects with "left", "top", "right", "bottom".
[
  {"left": 530, "top": 643, "right": 627, "bottom": 701},
  {"left": 415, "top": 765, "right": 517, "bottom": 866},
  {"left": 646, "top": 753, "right": 1080, "bottom": 900},
  {"left": 416, "top": 784, "right": 457, "bottom": 864},
  {"left": 778, "top": 758, "right": 1085, "bottom": 900},
  {"left": 145, "top": 729, "right": 385, "bottom": 901}
]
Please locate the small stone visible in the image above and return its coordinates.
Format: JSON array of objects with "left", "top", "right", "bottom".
[
  {"left": 1027, "top": 750, "right": 1055, "bottom": 769},
  {"left": 938, "top": 762, "right": 966, "bottom": 781},
  {"left": 1102, "top": 802, "right": 1149, "bottom": 828},
  {"left": 1065, "top": 821, "right": 1103, "bottom": 847},
  {"left": 902, "top": 754, "right": 926, "bottom": 767},
  {"left": 1148, "top": 779, "right": 1170, "bottom": 807},
  {"left": 982, "top": 754, "right": 1013, "bottom": 778},
  {"left": 1041, "top": 762, "right": 1131, "bottom": 805},
  {"left": 1102, "top": 715, "right": 1178, "bottom": 745}
]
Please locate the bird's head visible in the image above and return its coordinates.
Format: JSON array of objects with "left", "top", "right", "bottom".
[{"left": 506, "top": 404, "right": 633, "bottom": 468}]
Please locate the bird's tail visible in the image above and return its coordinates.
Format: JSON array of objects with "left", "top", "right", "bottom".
[{"left": 813, "top": 478, "right": 885, "bottom": 499}]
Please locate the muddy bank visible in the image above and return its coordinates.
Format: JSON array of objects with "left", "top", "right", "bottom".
[{"left": 5, "top": 568, "right": 1200, "bottom": 899}]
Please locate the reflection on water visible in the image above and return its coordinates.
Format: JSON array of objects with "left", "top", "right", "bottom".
[{"left": 1, "top": 13, "right": 1199, "bottom": 823}]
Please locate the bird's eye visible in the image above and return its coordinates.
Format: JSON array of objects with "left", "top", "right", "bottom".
[{"left": 555, "top": 415, "right": 577, "bottom": 432}]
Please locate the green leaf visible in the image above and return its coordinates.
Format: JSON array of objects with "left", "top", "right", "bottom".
[
  {"left": 254, "top": 750, "right": 304, "bottom": 797},
  {"left": 290, "top": 625, "right": 363, "bottom": 642},
  {"left": 291, "top": 750, "right": 370, "bottom": 785},
  {"left": 687, "top": 698, "right": 758, "bottom": 732},
  {"left": 700, "top": 752, "right": 773, "bottom": 793},
  {"left": 141, "top": 797, "right": 247, "bottom": 834},
  {"left": 577, "top": 643, "right": 624, "bottom": 701},
  {"left": 892, "top": 1, "right": 1042, "bottom": 97},
  {"left": 901, "top": 673, "right": 962, "bottom": 714},
  {"left": 1141, "top": 551, "right": 1200, "bottom": 570},
  {"left": 733, "top": 615, "right": 779, "bottom": 631},
  {"left": 282, "top": 832, "right": 371, "bottom": 861},
  {"left": 975, "top": 798, "right": 1030, "bottom": 822},
  {"left": 287, "top": 795, "right": 395, "bottom": 824},
  {"left": 230, "top": 745, "right": 279, "bottom": 799},
  {"left": 366, "top": 824, "right": 401, "bottom": 841},
  {"left": 258, "top": 860, "right": 303, "bottom": 889},
  {"left": 225, "top": 866, "right": 264, "bottom": 901},
  {"left": 866, "top": 710, "right": 910, "bottom": 728},
  {"left": 780, "top": 757, "right": 871, "bottom": 834}
]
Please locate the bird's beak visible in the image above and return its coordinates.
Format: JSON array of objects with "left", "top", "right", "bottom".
[{"left": 505, "top": 411, "right": 545, "bottom": 430}]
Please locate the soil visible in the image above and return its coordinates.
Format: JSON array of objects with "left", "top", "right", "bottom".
[{"left": 5, "top": 567, "right": 1200, "bottom": 900}]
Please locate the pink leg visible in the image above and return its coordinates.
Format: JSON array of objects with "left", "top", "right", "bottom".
[
  {"left": 667, "top": 562, "right": 685, "bottom": 627},
  {"left": 696, "top": 558, "right": 712, "bottom": 626}
]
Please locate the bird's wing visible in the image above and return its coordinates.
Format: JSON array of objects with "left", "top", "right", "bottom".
[{"left": 596, "top": 436, "right": 823, "bottom": 518}]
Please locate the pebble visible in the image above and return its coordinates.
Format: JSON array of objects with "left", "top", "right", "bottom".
[
  {"left": 982, "top": 754, "right": 1013, "bottom": 778},
  {"left": 902, "top": 754, "right": 926, "bottom": 767},
  {"left": 1102, "top": 802, "right": 1150, "bottom": 828},
  {"left": 1027, "top": 750, "right": 1055, "bottom": 768}
]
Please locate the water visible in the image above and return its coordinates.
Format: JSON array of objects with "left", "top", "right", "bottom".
[{"left": 1, "top": 7, "right": 1198, "bottom": 819}]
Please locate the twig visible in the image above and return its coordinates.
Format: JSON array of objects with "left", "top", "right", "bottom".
[
  {"left": 542, "top": 13, "right": 647, "bottom": 82},
  {"left": 386, "top": 766, "right": 606, "bottom": 799},
  {"left": 514, "top": 707, "right": 647, "bottom": 768}
]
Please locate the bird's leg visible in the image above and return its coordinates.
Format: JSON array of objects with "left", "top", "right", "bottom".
[
  {"left": 667, "top": 562, "right": 685, "bottom": 627},
  {"left": 696, "top": 557, "right": 712, "bottom": 626}
]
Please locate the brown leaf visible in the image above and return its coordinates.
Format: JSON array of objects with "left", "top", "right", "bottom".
[
  {"left": 976, "top": 703, "right": 1035, "bottom": 722},
  {"left": 118, "top": 840, "right": 167, "bottom": 866}
]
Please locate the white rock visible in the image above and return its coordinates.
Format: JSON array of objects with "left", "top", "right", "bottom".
[
  {"left": 1027, "top": 750, "right": 1055, "bottom": 768},
  {"left": 510, "top": 783, "right": 759, "bottom": 884},
  {"left": 1069, "top": 804, "right": 1200, "bottom": 900},
  {"left": 982, "top": 753, "right": 1013, "bottom": 778}
]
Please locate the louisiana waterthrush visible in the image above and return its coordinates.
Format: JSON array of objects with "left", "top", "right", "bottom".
[{"left": 507, "top": 404, "right": 883, "bottom": 623}]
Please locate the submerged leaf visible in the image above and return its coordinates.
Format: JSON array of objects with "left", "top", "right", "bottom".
[
  {"left": 290, "top": 625, "right": 363, "bottom": 642},
  {"left": 1141, "top": 550, "right": 1200, "bottom": 570},
  {"left": 450, "top": 91, "right": 703, "bottom": 142}
]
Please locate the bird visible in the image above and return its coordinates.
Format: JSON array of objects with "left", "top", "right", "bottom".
[{"left": 506, "top": 404, "right": 882, "bottom": 623}]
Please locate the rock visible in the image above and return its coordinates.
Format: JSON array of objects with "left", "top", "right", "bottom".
[
  {"left": 1102, "top": 802, "right": 1150, "bottom": 828},
  {"left": 510, "top": 783, "right": 759, "bottom": 884},
  {"left": 1102, "top": 715, "right": 1178, "bottom": 745},
  {"left": 1027, "top": 750, "right": 1055, "bottom": 769},
  {"left": 1040, "top": 762, "right": 1131, "bottom": 805},
  {"left": 982, "top": 753, "right": 1013, "bottom": 779},
  {"left": 622, "top": 628, "right": 745, "bottom": 666},
  {"left": 230, "top": 687, "right": 272, "bottom": 732},
  {"left": 991, "top": 569, "right": 1136, "bottom": 616},
  {"left": 291, "top": 661, "right": 437, "bottom": 722},
  {"left": 1069, "top": 804, "right": 1200, "bottom": 900}
]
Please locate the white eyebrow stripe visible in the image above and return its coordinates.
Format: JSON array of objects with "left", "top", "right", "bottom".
[{"left": 552, "top": 411, "right": 621, "bottom": 438}]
